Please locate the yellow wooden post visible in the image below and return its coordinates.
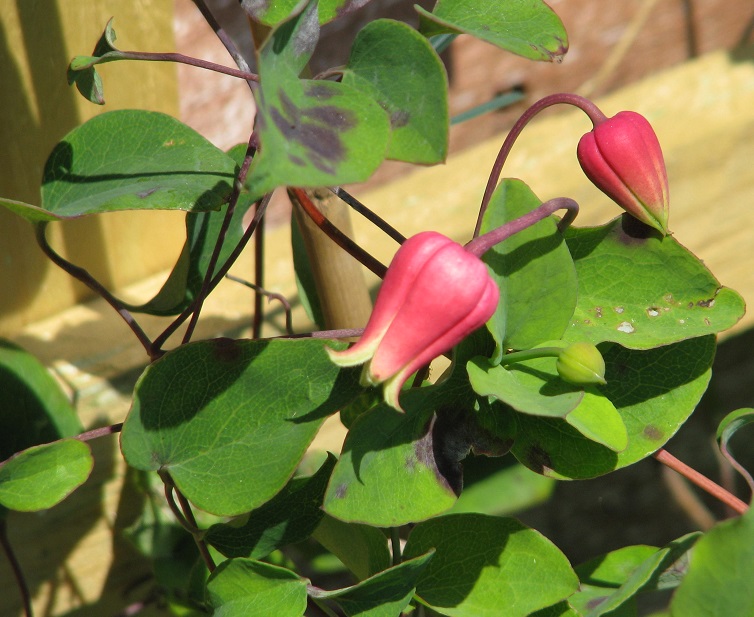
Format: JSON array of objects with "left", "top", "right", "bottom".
[{"left": 0, "top": 1, "right": 182, "bottom": 337}]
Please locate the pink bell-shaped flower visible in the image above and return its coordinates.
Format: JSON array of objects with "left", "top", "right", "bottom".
[
  {"left": 327, "top": 231, "right": 499, "bottom": 410},
  {"left": 577, "top": 111, "right": 669, "bottom": 235}
]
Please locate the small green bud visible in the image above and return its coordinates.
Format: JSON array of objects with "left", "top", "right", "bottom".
[{"left": 556, "top": 342, "right": 607, "bottom": 386}]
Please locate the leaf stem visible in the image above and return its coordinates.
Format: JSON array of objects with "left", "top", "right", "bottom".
[
  {"left": 500, "top": 347, "right": 564, "bottom": 365},
  {"left": 0, "top": 519, "right": 33, "bottom": 617},
  {"left": 465, "top": 197, "right": 578, "bottom": 257},
  {"left": 289, "top": 188, "right": 388, "bottom": 278},
  {"left": 34, "top": 223, "right": 155, "bottom": 359},
  {"left": 474, "top": 92, "right": 606, "bottom": 237},
  {"left": 654, "top": 448, "right": 749, "bottom": 515}
]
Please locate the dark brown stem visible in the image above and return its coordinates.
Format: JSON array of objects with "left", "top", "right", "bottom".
[
  {"left": 75, "top": 423, "right": 123, "bottom": 443},
  {"left": 174, "top": 487, "right": 216, "bottom": 573},
  {"left": 289, "top": 187, "right": 388, "bottom": 279},
  {"left": 252, "top": 213, "right": 266, "bottom": 339},
  {"left": 34, "top": 223, "right": 155, "bottom": 360},
  {"left": 331, "top": 186, "right": 406, "bottom": 245},
  {"left": 226, "top": 274, "right": 294, "bottom": 335},
  {"left": 654, "top": 448, "right": 748, "bottom": 515},
  {"left": 191, "top": 0, "right": 254, "bottom": 78},
  {"left": 151, "top": 192, "right": 272, "bottom": 353},
  {"left": 158, "top": 471, "right": 215, "bottom": 572},
  {"left": 464, "top": 197, "right": 579, "bottom": 257},
  {"left": 474, "top": 92, "right": 606, "bottom": 237},
  {"left": 0, "top": 519, "right": 33, "bottom": 617}
]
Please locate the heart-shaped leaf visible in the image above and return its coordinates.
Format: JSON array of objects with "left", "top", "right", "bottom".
[
  {"left": 416, "top": 0, "right": 568, "bottom": 62},
  {"left": 564, "top": 216, "right": 745, "bottom": 349},
  {"left": 342, "top": 19, "right": 449, "bottom": 164},
  {"left": 120, "top": 338, "right": 363, "bottom": 516}
]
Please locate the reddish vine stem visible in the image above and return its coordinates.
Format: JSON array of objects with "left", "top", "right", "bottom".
[
  {"left": 226, "top": 273, "right": 294, "bottom": 335},
  {"left": 0, "top": 519, "right": 33, "bottom": 617},
  {"left": 112, "top": 50, "right": 259, "bottom": 82},
  {"left": 654, "top": 448, "right": 749, "bottom": 515},
  {"left": 474, "top": 92, "right": 606, "bottom": 237},
  {"left": 34, "top": 223, "right": 155, "bottom": 359},
  {"left": 289, "top": 187, "right": 388, "bottom": 279}
]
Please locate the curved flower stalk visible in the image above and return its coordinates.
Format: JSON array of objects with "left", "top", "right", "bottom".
[
  {"left": 327, "top": 231, "right": 499, "bottom": 410},
  {"left": 577, "top": 110, "right": 669, "bottom": 235}
]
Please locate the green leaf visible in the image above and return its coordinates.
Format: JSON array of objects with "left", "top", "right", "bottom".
[
  {"left": 403, "top": 513, "right": 579, "bottom": 617},
  {"left": 310, "top": 551, "right": 435, "bottom": 617},
  {"left": 449, "top": 457, "right": 555, "bottom": 516},
  {"left": 322, "top": 391, "right": 459, "bottom": 527},
  {"left": 248, "top": 5, "right": 390, "bottom": 200},
  {"left": 125, "top": 144, "right": 257, "bottom": 316},
  {"left": 564, "top": 216, "right": 745, "bottom": 349},
  {"left": 312, "top": 514, "right": 391, "bottom": 580},
  {"left": 671, "top": 507, "right": 754, "bottom": 616},
  {"left": 481, "top": 179, "right": 578, "bottom": 357},
  {"left": 342, "top": 19, "right": 449, "bottom": 164},
  {"left": 0, "top": 340, "right": 82, "bottom": 461},
  {"left": 241, "top": 0, "right": 378, "bottom": 27},
  {"left": 120, "top": 338, "right": 363, "bottom": 516},
  {"left": 291, "top": 212, "right": 325, "bottom": 328},
  {"left": 468, "top": 354, "right": 628, "bottom": 453},
  {"left": 15, "top": 110, "right": 238, "bottom": 222},
  {"left": 716, "top": 408, "right": 754, "bottom": 493},
  {"left": 529, "top": 602, "right": 580, "bottom": 617},
  {"left": 67, "top": 18, "right": 120, "bottom": 104},
  {"left": 0, "top": 440, "right": 93, "bottom": 511},
  {"left": 416, "top": 0, "right": 568, "bottom": 62},
  {"left": 510, "top": 337, "right": 715, "bottom": 479},
  {"left": 206, "top": 558, "right": 308, "bottom": 616},
  {"left": 205, "top": 454, "right": 336, "bottom": 559}
]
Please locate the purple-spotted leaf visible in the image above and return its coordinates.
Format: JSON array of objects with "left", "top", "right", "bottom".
[
  {"left": 120, "top": 338, "right": 363, "bottom": 516},
  {"left": 342, "top": 19, "right": 449, "bottom": 164},
  {"left": 417, "top": 0, "right": 568, "bottom": 62},
  {"left": 247, "top": 3, "right": 390, "bottom": 200},
  {"left": 11, "top": 110, "right": 237, "bottom": 222}
]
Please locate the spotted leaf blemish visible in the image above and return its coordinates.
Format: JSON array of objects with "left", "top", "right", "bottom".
[
  {"left": 614, "top": 306, "right": 625, "bottom": 314},
  {"left": 617, "top": 321, "right": 635, "bottom": 333},
  {"left": 646, "top": 307, "right": 660, "bottom": 317}
]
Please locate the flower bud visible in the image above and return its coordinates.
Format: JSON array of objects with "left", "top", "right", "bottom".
[
  {"left": 327, "top": 231, "right": 499, "bottom": 410},
  {"left": 556, "top": 342, "right": 607, "bottom": 386},
  {"left": 577, "top": 111, "right": 669, "bottom": 235}
]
